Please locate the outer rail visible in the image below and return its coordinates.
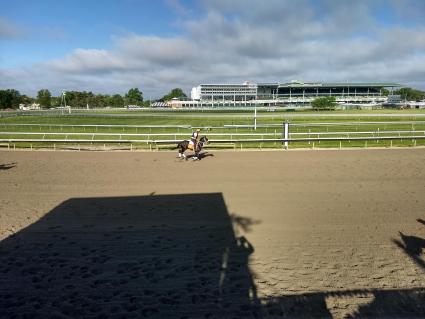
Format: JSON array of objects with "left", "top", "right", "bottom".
[{"left": 1, "top": 135, "right": 425, "bottom": 144}]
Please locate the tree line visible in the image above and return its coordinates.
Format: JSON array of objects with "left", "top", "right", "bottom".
[
  {"left": 1, "top": 86, "right": 422, "bottom": 110},
  {"left": 0, "top": 87, "right": 188, "bottom": 110},
  {"left": 381, "top": 87, "right": 425, "bottom": 101}
]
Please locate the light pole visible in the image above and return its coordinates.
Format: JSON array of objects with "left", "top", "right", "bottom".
[
  {"left": 61, "top": 91, "right": 67, "bottom": 108},
  {"left": 60, "top": 91, "right": 68, "bottom": 114}
]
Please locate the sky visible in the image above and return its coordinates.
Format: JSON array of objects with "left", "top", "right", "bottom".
[{"left": 1, "top": 0, "right": 424, "bottom": 99}]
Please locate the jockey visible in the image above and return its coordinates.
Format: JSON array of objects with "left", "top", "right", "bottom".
[{"left": 191, "top": 128, "right": 201, "bottom": 150}]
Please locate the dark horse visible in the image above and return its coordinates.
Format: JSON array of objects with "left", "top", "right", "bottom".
[{"left": 177, "top": 136, "right": 209, "bottom": 160}]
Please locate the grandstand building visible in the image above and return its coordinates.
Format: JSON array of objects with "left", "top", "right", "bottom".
[
  {"left": 258, "top": 81, "right": 401, "bottom": 106},
  {"left": 170, "top": 81, "right": 401, "bottom": 108},
  {"left": 190, "top": 81, "right": 258, "bottom": 103}
]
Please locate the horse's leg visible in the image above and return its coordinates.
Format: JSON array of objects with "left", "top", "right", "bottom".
[
  {"left": 176, "top": 143, "right": 181, "bottom": 158},
  {"left": 178, "top": 144, "right": 186, "bottom": 159}
]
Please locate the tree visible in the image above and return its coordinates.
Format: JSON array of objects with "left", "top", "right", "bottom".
[
  {"left": 0, "top": 89, "right": 22, "bottom": 109},
  {"left": 125, "top": 88, "right": 143, "bottom": 106},
  {"left": 160, "top": 88, "right": 187, "bottom": 101},
  {"left": 108, "top": 94, "right": 124, "bottom": 107},
  {"left": 142, "top": 99, "right": 151, "bottom": 107},
  {"left": 311, "top": 96, "right": 337, "bottom": 110},
  {"left": 37, "top": 89, "right": 52, "bottom": 108},
  {"left": 381, "top": 88, "right": 390, "bottom": 96},
  {"left": 395, "top": 87, "right": 424, "bottom": 101},
  {"left": 20, "top": 95, "right": 34, "bottom": 105},
  {"left": 51, "top": 96, "right": 60, "bottom": 107},
  {"left": 63, "top": 91, "right": 95, "bottom": 108},
  {"left": 92, "top": 94, "right": 108, "bottom": 108}
]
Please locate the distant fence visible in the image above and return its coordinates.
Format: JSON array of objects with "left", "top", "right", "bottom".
[
  {"left": 0, "top": 123, "right": 191, "bottom": 130},
  {"left": 3, "top": 121, "right": 425, "bottom": 131}
]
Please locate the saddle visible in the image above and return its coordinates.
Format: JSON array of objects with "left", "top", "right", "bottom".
[{"left": 188, "top": 140, "right": 195, "bottom": 151}]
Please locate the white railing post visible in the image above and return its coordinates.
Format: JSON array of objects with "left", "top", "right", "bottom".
[
  {"left": 283, "top": 121, "right": 289, "bottom": 149},
  {"left": 254, "top": 107, "right": 257, "bottom": 130}
]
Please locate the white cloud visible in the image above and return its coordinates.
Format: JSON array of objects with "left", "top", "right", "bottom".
[
  {"left": 45, "top": 49, "right": 126, "bottom": 73},
  {"left": 1, "top": 1, "right": 425, "bottom": 98}
]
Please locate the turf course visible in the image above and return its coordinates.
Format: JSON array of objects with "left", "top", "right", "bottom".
[{"left": 1, "top": 108, "right": 425, "bottom": 150}]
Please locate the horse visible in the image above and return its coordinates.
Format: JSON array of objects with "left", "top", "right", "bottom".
[{"left": 176, "top": 136, "right": 209, "bottom": 160}]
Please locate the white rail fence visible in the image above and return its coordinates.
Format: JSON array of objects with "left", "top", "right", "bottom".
[
  {"left": 1, "top": 135, "right": 425, "bottom": 151},
  {"left": 2, "top": 121, "right": 425, "bottom": 150},
  {"left": 1, "top": 130, "right": 425, "bottom": 144}
]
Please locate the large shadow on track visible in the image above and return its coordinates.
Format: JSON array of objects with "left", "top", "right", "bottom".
[
  {"left": 0, "top": 193, "right": 261, "bottom": 318},
  {"left": 1, "top": 194, "right": 425, "bottom": 318}
]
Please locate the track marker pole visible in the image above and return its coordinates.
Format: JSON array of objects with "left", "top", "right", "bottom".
[
  {"left": 254, "top": 107, "right": 257, "bottom": 130},
  {"left": 283, "top": 121, "right": 289, "bottom": 150}
]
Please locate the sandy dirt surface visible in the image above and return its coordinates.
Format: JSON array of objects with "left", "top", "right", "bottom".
[{"left": 0, "top": 149, "right": 424, "bottom": 318}]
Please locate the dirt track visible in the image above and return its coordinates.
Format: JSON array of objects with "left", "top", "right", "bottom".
[{"left": 1, "top": 149, "right": 424, "bottom": 318}]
